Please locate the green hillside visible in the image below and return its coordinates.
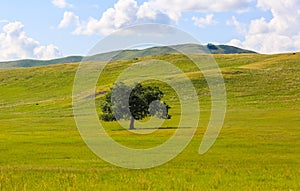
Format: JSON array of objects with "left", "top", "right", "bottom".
[
  {"left": 0, "top": 44, "right": 256, "bottom": 69},
  {"left": 0, "top": 53, "right": 299, "bottom": 190},
  {"left": 0, "top": 56, "right": 83, "bottom": 69}
]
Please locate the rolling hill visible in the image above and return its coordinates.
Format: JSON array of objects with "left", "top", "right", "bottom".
[
  {"left": 0, "top": 43, "right": 256, "bottom": 69},
  {"left": 0, "top": 52, "right": 299, "bottom": 190}
]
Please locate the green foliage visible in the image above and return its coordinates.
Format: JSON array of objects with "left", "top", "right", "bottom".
[{"left": 101, "top": 82, "right": 171, "bottom": 129}]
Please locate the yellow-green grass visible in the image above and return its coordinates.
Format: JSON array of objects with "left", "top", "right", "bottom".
[{"left": 0, "top": 53, "right": 299, "bottom": 190}]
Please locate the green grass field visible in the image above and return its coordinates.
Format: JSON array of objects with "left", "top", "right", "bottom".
[{"left": 0, "top": 53, "right": 299, "bottom": 190}]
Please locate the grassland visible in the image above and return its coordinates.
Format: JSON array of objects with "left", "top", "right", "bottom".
[{"left": 0, "top": 53, "right": 299, "bottom": 190}]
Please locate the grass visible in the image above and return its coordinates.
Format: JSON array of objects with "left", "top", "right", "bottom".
[{"left": 0, "top": 53, "right": 299, "bottom": 190}]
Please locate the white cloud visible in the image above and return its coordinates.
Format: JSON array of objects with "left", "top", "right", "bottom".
[
  {"left": 52, "top": 0, "right": 73, "bottom": 9},
  {"left": 0, "top": 21, "right": 62, "bottom": 61},
  {"left": 0, "top": 19, "right": 9, "bottom": 23},
  {"left": 226, "top": 16, "right": 247, "bottom": 35},
  {"left": 59, "top": 0, "right": 253, "bottom": 36},
  {"left": 192, "top": 14, "right": 217, "bottom": 28},
  {"left": 58, "top": 11, "right": 79, "bottom": 28},
  {"left": 73, "top": 0, "right": 139, "bottom": 35},
  {"left": 228, "top": 0, "right": 300, "bottom": 53},
  {"left": 137, "top": 0, "right": 253, "bottom": 21},
  {"left": 34, "top": 44, "right": 61, "bottom": 59}
]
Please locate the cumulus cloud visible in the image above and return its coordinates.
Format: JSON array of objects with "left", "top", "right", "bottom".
[
  {"left": 59, "top": 0, "right": 140, "bottom": 35},
  {"left": 137, "top": 0, "right": 252, "bottom": 21},
  {"left": 0, "top": 21, "right": 62, "bottom": 61},
  {"left": 192, "top": 14, "right": 217, "bottom": 28},
  {"left": 78, "top": 0, "right": 138, "bottom": 35},
  {"left": 52, "top": 0, "right": 73, "bottom": 9},
  {"left": 34, "top": 45, "right": 61, "bottom": 60},
  {"left": 59, "top": 0, "right": 253, "bottom": 35},
  {"left": 228, "top": 0, "right": 300, "bottom": 53},
  {"left": 58, "top": 11, "right": 80, "bottom": 28}
]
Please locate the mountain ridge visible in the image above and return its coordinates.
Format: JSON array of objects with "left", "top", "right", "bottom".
[{"left": 0, "top": 43, "right": 257, "bottom": 69}]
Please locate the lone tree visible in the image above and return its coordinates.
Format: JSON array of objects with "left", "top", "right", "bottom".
[{"left": 101, "top": 82, "right": 171, "bottom": 129}]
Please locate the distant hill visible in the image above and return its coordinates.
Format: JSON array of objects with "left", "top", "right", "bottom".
[
  {"left": 0, "top": 44, "right": 256, "bottom": 69},
  {"left": 86, "top": 44, "right": 257, "bottom": 62},
  {"left": 0, "top": 56, "right": 83, "bottom": 69}
]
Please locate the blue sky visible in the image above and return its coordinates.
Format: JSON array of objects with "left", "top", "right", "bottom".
[{"left": 0, "top": 0, "right": 299, "bottom": 61}]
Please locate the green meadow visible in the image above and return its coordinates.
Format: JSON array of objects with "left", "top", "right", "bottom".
[{"left": 0, "top": 53, "right": 299, "bottom": 190}]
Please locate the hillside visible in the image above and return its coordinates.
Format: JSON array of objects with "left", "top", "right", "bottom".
[
  {"left": 0, "top": 52, "right": 299, "bottom": 190},
  {"left": 0, "top": 56, "right": 83, "bottom": 69},
  {"left": 0, "top": 43, "right": 256, "bottom": 69}
]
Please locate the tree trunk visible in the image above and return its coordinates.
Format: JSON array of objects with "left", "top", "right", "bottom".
[{"left": 129, "top": 117, "right": 135, "bottom": 130}]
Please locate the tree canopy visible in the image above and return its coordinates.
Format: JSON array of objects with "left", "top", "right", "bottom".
[{"left": 101, "top": 82, "right": 171, "bottom": 129}]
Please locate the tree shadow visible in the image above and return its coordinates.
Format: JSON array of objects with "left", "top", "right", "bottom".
[{"left": 110, "top": 126, "right": 193, "bottom": 131}]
